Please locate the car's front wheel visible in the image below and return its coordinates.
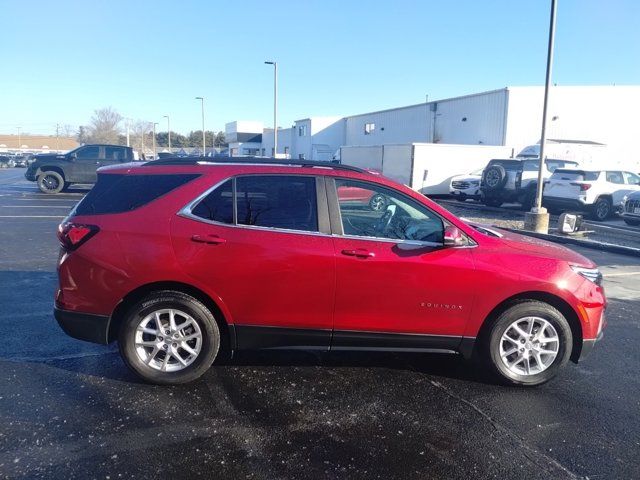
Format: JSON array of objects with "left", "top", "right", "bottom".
[
  {"left": 37, "top": 171, "right": 65, "bottom": 194},
  {"left": 119, "top": 291, "right": 221, "bottom": 384},
  {"left": 484, "top": 301, "right": 572, "bottom": 386},
  {"left": 591, "top": 197, "right": 612, "bottom": 221}
]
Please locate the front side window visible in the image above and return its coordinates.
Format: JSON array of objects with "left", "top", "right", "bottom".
[
  {"left": 77, "top": 146, "right": 100, "bottom": 160},
  {"left": 191, "top": 176, "right": 318, "bottom": 232},
  {"left": 623, "top": 172, "right": 640, "bottom": 185},
  {"left": 335, "top": 179, "right": 443, "bottom": 244}
]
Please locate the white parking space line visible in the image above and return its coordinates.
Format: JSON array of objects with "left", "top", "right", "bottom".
[{"left": 603, "top": 271, "right": 640, "bottom": 277}]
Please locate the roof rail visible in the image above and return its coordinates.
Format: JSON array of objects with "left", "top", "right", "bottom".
[{"left": 142, "top": 156, "right": 368, "bottom": 174}]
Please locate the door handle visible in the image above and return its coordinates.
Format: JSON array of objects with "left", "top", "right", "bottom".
[
  {"left": 341, "top": 248, "right": 375, "bottom": 258},
  {"left": 191, "top": 234, "right": 226, "bottom": 245}
]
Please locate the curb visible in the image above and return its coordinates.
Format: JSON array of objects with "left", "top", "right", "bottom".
[{"left": 502, "top": 227, "right": 640, "bottom": 258}]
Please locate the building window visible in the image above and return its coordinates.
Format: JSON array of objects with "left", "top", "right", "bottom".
[
  {"left": 284, "top": 147, "right": 290, "bottom": 155},
  {"left": 261, "top": 148, "right": 265, "bottom": 156},
  {"left": 243, "top": 148, "right": 259, "bottom": 156},
  {"left": 299, "top": 154, "right": 305, "bottom": 160},
  {"left": 298, "top": 125, "right": 307, "bottom": 136},
  {"left": 364, "top": 123, "right": 375, "bottom": 135}
]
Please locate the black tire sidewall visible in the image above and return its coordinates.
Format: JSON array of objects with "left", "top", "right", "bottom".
[
  {"left": 484, "top": 165, "right": 507, "bottom": 190},
  {"left": 38, "top": 171, "right": 64, "bottom": 194},
  {"left": 486, "top": 302, "right": 572, "bottom": 386},
  {"left": 119, "top": 292, "right": 220, "bottom": 385}
]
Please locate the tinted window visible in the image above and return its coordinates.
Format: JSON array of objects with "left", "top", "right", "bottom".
[
  {"left": 550, "top": 170, "right": 600, "bottom": 181},
  {"left": 623, "top": 172, "right": 640, "bottom": 185},
  {"left": 236, "top": 176, "right": 318, "bottom": 232},
  {"left": 336, "top": 179, "right": 443, "bottom": 244},
  {"left": 74, "top": 174, "right": 200, "bottom": 215},
  {"left": 606, "top": 171, "right": 624, "bottom": 184},
  {"left": 77, "top": 146, "right": 100, "bottom": 159},
  {"left": 523, "top": 160, "right": 540, "bottom": 172},
  {"left": 192, "top": 179, "right": 233, "bottom": 224},
  {"left": 105, "top": 146, "right": 126, "bottom": 161}
]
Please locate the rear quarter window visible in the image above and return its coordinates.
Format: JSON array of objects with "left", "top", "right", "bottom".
[{"left": 74, "top": 173, "right": 200, "bottom": 215}]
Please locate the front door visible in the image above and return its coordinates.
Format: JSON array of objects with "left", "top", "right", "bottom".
[
  {"left": 329, "top": 178, "right": 476, "bottom": 351},
  {"left": 70, "top": 145, "right": 102, "bottom": 183},
  {"left": 171, "top": 174, "right": 335, "bottom": 350}
]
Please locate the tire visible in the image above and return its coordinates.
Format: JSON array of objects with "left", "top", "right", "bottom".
[
  {"left": 624, "top": 218, "right": 640, "bottom": 226},
  {"left": 591, "top": 197, "right": 612, "bottom": 221},
  {"left": 484, "top": 301, "right": 572, "bottom": 386},
  {"left": 61, "top": 182, "right": 71, "bottom": 192},
  {"left": 483, "top": 197, "right": 503, "bottom": 208},
  {"left": 118, "top": 291, "right": 221, "bottom": 385},
  {"left": 483, "top": 165, "right": 507, "bottom": 191},
  {"left": 369, "top": 193, "right": 387, "bottom": 211},
  {"left": 37, "top": 171, "right": 65, "bottom": 194}
]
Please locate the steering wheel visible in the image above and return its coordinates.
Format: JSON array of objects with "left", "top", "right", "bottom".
[{"left": 374, "top": 205, "right": 396, "bottom": 235}]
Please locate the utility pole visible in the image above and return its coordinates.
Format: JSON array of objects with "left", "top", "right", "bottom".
[
  {"left": 525, "top": 0, "right": 557, "bottom": 234},
  {"left": 126, "top": 119, "right": 130, "bottom": 147},
  {"left": 265, "top": 61, "right": 278, "bottom": 157},
  {"left": 163, "top": 115, "right": 171, "bottom": 151},
  {"left": 55, "top": 123, "right": 60, "bottom": 151},
  {"left": 16, "top": 126, "right": 21, "bottom": 151},
  {"left": 152, "top": 122, "right": 158, "bottom": 159},
  {"left": 196, "top": 97, "right": 205, "bottom": 156}
]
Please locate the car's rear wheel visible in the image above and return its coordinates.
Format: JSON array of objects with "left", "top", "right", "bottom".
[
  {"left": 484, "top": 301, "right": 572, "bottom": 386},
  {"left": 118, "top": 291, "right": 221, "bottom": 384},
  {"left": 591, "top": 197, "right": 612, "bottom": 221},
  {"left": 37, "top": 171, "right": 65, "bottom": 194}
]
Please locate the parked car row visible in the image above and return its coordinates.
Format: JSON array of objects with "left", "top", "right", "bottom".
[
  {"left": 0, "top": 152, "right": 36, "bottom": 168},
  {"left": 449, "top": 158, "right": 640, "bottom": 222}
]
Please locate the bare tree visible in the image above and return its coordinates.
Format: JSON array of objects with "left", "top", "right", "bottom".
[
  {"left": 86, "top": 107, "right": 123, "bottom": 144},
  {"left": 61, "top": 124, "right": 75, "bottom": 138}
]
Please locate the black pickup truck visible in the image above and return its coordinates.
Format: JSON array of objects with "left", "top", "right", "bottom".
[{"left": 25, "top": 144, "right": 135, "bottom": 193}]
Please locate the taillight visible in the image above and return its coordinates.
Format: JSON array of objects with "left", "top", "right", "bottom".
[
  {"left": 570, "top": 182, "right": 592, "bottom": 191},
  {"left": 57, "top": 222, "right": 99, "bottom": 251}
]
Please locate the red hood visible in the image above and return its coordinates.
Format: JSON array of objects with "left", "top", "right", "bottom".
[{"left": 493, "top": 228, "right": 596, "bottom": 268}]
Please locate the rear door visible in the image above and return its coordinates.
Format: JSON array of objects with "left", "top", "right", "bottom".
[
  {"left": 171, "top": 174, "right": 335, "bottom": 350},
  {"left": 328, "top": 177, "right": 476, "bottom": 350}
]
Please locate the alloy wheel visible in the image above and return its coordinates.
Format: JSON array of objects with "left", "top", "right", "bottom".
[
  {"left": 499, "top": 316, "right": 559, "bottom": 376},
  {"left": 134, "top": 308, "right": 203, "bottom": 372}
]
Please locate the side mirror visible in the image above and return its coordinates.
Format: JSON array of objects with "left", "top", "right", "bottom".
[{"left": 443, "top": 225, "right": 465, "bottom": 247}]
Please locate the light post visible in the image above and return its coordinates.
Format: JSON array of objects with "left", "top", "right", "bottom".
[
  {"left": 152, "top": 122, "right": 158, "bottom": 159},
  {"left": 163, "top": 115, "right": 171, "bottom": 152},
  {"left": 525, "top": 0, "right": 557, "bottom": 234},
  {"left": 195, "top": 97, "right": 205, "bottom": 156},
  {"left": 16, "top": 126, "right": 21, "bottom": 151},
  {"left": 264, "top": 61, "right": 278, "bottom": 157},
  {"left": 125, "top": 118, "right": 131, "bottom": 147}
]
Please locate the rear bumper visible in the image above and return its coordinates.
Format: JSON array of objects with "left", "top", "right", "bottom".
[
  {"left": 543, "top": 196, "right": 589, "bottom": 211},
  {"left": 54, "top": 306, "right": 111, "bottom": 345}
]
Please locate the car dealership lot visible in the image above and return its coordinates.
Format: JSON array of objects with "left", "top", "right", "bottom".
[{"left": 1, "top": 169, "right": 639, "bottom": 479}]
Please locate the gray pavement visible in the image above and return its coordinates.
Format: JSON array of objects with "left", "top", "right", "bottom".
[{"left": 1, "top": 169, "right": 639, "bottom": 479}]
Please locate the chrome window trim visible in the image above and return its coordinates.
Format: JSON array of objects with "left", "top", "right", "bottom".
[{"left": 177, "top": 173, "right": 330, "bottom": 237}]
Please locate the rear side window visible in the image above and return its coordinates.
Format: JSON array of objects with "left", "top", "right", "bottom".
[
  {"left": 74, "top": 174, "right": 200, "bottom": 215},
  {"left": 236, "top": 176, "right": 318, "bottom": 232},
  {"left": 105, "top": 146, "right": 126, "bottom": 161},
  {"left": 191, "top": 175, "right": 319, "bottom": 233}
]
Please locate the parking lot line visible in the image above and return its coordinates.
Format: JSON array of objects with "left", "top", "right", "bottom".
[{"left": 603, "top": 271, "right": 640, "bottom": 277}]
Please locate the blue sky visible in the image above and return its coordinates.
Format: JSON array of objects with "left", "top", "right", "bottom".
[{"left": 1, "top": 0, "right": 638, "bottom": 136}]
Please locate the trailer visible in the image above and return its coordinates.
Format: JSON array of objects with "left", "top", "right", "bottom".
[{"left": 339, "top": 143, "right": 514, "bottom": 195}]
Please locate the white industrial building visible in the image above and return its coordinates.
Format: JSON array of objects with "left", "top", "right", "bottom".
[{"left": 227, "top": 85, "right": 639, "bottom": 166}]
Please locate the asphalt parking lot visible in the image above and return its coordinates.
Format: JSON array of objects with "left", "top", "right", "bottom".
[{"left": 1, "top": 168, "right": 639, "bottom": 479}]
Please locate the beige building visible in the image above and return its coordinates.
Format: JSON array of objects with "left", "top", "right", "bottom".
[{"left": 0, "top": 134, "right": 78, "bottom": 153}]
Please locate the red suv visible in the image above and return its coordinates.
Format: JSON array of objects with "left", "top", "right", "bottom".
[{"left": 55, "top": 159, "right": 606, "bottom": 386}]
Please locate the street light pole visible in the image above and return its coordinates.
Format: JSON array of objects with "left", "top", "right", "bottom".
[
  {"left": 163, "top": 115, "right": 171, "bottom": 152},
  {"left": 152, "top": 122, "right": 158, "bottom": 159},
  {"left": 265, "top": 61, "right": 278, "bottom": 157},
  {"left": 525, "top": 0, "right": 557, "bottom": 234},
  {"left": 16, "top": 126, "right": 21, "bottom": 151},
  {"left": 196, "top": 97, "right": 205, "bottom": 156}
]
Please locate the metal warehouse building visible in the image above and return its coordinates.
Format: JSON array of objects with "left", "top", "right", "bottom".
[{"left": 345, "top": 85, "right": 640, "bottom": 163}]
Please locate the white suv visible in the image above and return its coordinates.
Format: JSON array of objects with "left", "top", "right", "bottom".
[{"left": 543, "top": 169, "right": 640, "bottom": 221}]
